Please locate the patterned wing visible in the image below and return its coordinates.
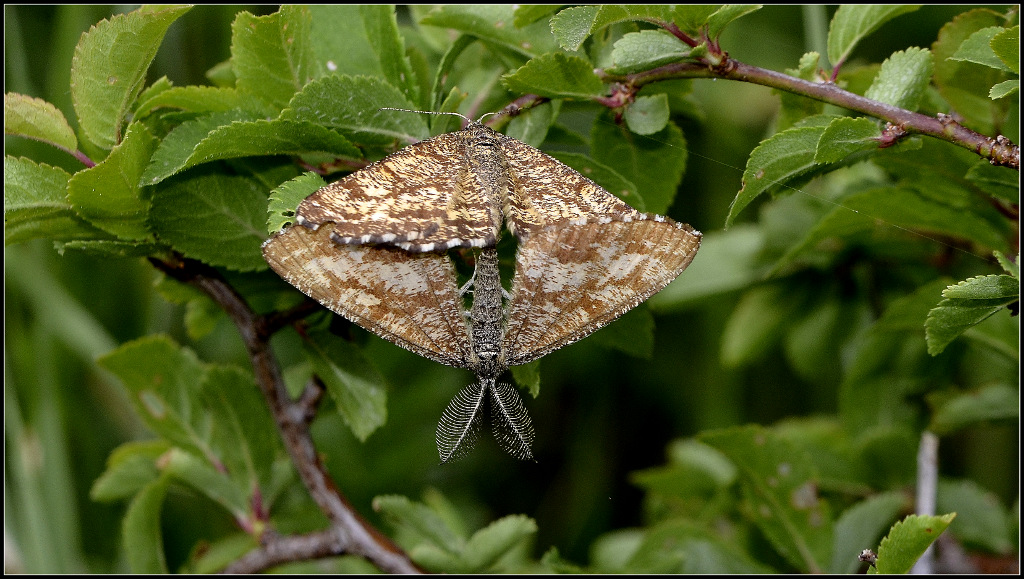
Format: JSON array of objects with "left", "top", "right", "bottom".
[
  {"left": 496, "top": 133, "right": 645, "bottom": 237},
  {"left": 502, "top": 218, "right": 701, "bottom": 366},
  {"left": 296, "top": 130, "right": 502, "bottom": 252},
  {"left": 262, "top": 226, "right": 474, "bottom": 367}
]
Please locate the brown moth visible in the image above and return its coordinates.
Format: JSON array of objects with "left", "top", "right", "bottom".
[{"left": 263, "top": 113, "right": 702, "bottom": 461}]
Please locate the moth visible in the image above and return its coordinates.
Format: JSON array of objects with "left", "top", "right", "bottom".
[{"left": 263, "top": 113, "right": 702, "bottom": 461}]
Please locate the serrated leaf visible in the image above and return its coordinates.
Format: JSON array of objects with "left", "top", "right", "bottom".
[
  {"left": 706, "top": 5, "right": 763, "bottom": 39},
  {"left": 864, "top": 47, "right": 933, "bottom": 110},
  {"left": 949, "top": 26, "right": 1012, "bottom": 72},
  {"left": 98, "top": 335, "right": 212, "bottom": 458},
  {"left": 932, "top": 9, "right": 1006, "bottom": 135},
  {"left": 151, "top": 169, "right": 269, "bottom": 270},
  {"left": 592, "top": 118, "right": 686, "bottom": 214},
  {"left": 513, "top": 5, "right": 560, "bottom": 28},
  {"left": 623, "top": 94, "right": 670, "bottom": 136},
  {"left": 135, "top": 86, "right": 265, "bottom": 117},
  {"left": 989, "top": 79, "right": 1018, "bottom": 99},
  {"left": 308, "top": 5, "right": 418, "bottom": 106},
  {"left": 373, "top": 495, "right": 463, "bottom": 552},
  {"left": 827, "top": 5, "right": 920, "bottom": 66},
  {"left": 146, "top": 118, "right": 359, "bottom": 185},
  {"left": 726, "top": 123, "right": 828, "bottom": 227},
  {"left": 700, "top": 425, "right": 833, "bottom": 573},
  {"left": 608, "top": 30, "right": 690, "bottom": 75},
  {"left": 549, "top": 5, "right": 673, "bottom": 51},
  {"left": 163, "top": 448, "right": 247, "bottom": 518},
  {"left": 461, "top": 514, "right": 537, "bottom": 572},
  {"left": 90, "top": 440, "right": 171, "bottom": 502},
  {"left": 71, "top": 5, "right": 191, "bottom": 149},
  {"left": 990, "top": 25, "right": 1019, "bottom": 74},
  {"left": 4, "top": 156, "right": 112, "bottom": 246},
  {"left": 67, "top": 122, "right": 156, "bottom": 240},
  {"left": 829, "top": 491, "right": 907, "bottom": 573},
  {"left": 672, "top": 6, "right": 721, "bottom": 33},
  {"left": 4, "top": 93, "right": 78, "bottom": 153},
  {"left": 929, "top": 384, "right": 1019, "bottom": 435},
  {"left": 925, "top": 275, "right": 1018, "bottom": 355},
  {"left": 56, "top": 239, "right": 166, "bottom": 258},
  {"left": 267, "top": 172, "right": 325, "bottom": 233},
  {"left": 303, "top": 329, "right": 388, "bottom": 441},
  {"left": 142, "top": 109, "right": 261, "bottom": 185},
  {"left": 814, "top": 117, "right": 881, "bottom": 164},
  {"left": 937, "top": 479, "right": 1013, "bottom": 553},
  {"left": 502, "top": 53, "right": 604, "bottom": 99},
  {"left": 421, "top": 5, "right": 557, "bottom": 57},
  {"left": 123, "top": 475, "right": 171, "bottom": 574},
  {"left": 281, "top": 75, "right": 427, "bottom": 144},
  {"left": 231, "top": 6, "right": 318, "bottom": 112},
  {"left": 873, "top": 513, "right": 955, "bottom": 574},
  {"left": 994, "top": 250, "right": 1018, "bottom": 278}
]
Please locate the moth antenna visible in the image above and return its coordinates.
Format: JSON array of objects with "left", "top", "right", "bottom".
[
  {"left": 488, "top": 380, "right": 536, "bottom": 462},
  {"left": 436, "top": 379, "right": 488, "bottom": 463},
  {"left": 378, "top": 107, "right": 471, "bottom": 123}
]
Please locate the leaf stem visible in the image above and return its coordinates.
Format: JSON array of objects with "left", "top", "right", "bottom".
[{"left": 150, "top": 255, "right": 421, "bottom": 574}]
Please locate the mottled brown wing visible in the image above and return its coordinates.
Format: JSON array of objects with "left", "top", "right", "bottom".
[
  {"left": 296, "top": 130, "right": 502, "bottom": 252},
  {"left": 496, "top": 134, "right": 645, "bottom": 237},
  {"left": 502, "top": 218, "right": 701, "bottom": 366},
  {"left": 262, "top": 226, "right": 474, "bottom": 367}
]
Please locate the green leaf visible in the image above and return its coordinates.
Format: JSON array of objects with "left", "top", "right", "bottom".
[
  {"left": 505, "top": 100, "right": 559, "bottom": 148},
  {"left": 829, "top": 491, "right": 907, "bottom": 573},
  {"left": 814, "top": 116, "right": 881, "bottom": 164},
  {"left": 994, "top": 250, "right": 1018, "bottom": 278},
  {"left": 267, "top": 172, "right": 325, "bottom": 233},
  {"left": 4, "top": 156, "right": 111, "bottom": 246},
  {"left": 989, "top": 79, "right": 1018, "bottom": 99},
  {"left": 706, "top": 5, "right": 763, "bottom": 39},
  {"left": 281, "top": 75, "right": 427, "bottom": 144},
  {"left": 231, "top": 6, "right": 317, "bottom": 112},
  {"left": 591, "top": 306, "right": 655, "bottom": 359},
  {"left": 70, "top": 5, "right": 192, "bottom": 149},
  {"left": 90, "top": 440, "right": 171, "bottom": 502},
  {"left": 550, "top": 5, "right": 673, "bottom": 52},
  {"left": 309, "top": 5, "right": 418, "bottom": 105},
  {"left": 932, "top": 9, "right": 1006, "bottom": 135},
  {"left": 721, "top": 283, "right": 804, "bottom": 367},
  {"left": 624, "top": 94, "right": 670, "bottom": 135},
  {"left": 163, "top": 449, "right": 247, "bottom": 519},
  {"left": 864, "top": 47, "right": 933, "bottom": 110},
  {"left": 937, "top": 479, "right": 1014, "bottom": 553},
  {"left": 700, "top": 425, "right": 833, "bottom": 573},
  {"left": 827, "top": 5, "right": 920, "bottom": 66},
  {"left": 502, "top": 53, "right": 605, "bottom": 100},
  {"left": 513, "top": 5, "right": 561, "bottom": 28},
  {"left": 135, "top": 86, "right": 265, "bottom": 117},
  {"left": 873, "top": 513, "right": 955, "bottom": 574},
  {"left": 430, "top": 36, "right": 477, "bottom": 113},
  {"left": 509, "top": 361, "right": 541, "bottom": 399},
  {"left": 626, "top": 519, "right": 775, "bottom": 574},
  {"left": 591, "top": 118, "right": 687, "bottom": 214},
  {"left": 608, "top": 30, "right": 690, "bottom": 74},
  {"left": 929, "top": 383, "right": 1019, "bottom": 435},
  {"left": 123, "top": 475, "right": 171, "bottom": 574},
  {"left": 990, "top": 25, "right": 1019, "bottom": 74},
  {"left": 144, "top": 118, "right": 359, "bottom": 185},
  {"left": 304, "top": 328, "right": 388, "bottom": 441},
  {"left": 461, "top": 515, "right": 537, "bottom": 572},
  {"left": 421, "top": 5, "right": 557, "bottom": 57},
  {"left": 372, "top": 494, "right": 463, "bottom": 553},
  {"left": 4, "top": 93, "right": 78, "bottom": 153},
  {"left": 142, "top": 109, "right": 260, "bottom": 185},
  {"left": 925, "top": 274, "right": 1019, "bottom": 355},
  {"left": 672, "top": 6, "right": 721, "bottom": 33},
  {"left": 726, "top": 123, "right": 828, "bottom": 227},
  {"left": 949, "top": 26, "right": 1012, "bottom": 72},
  {"left": 67, "top": 122, "right": 156, "bottom": 240},
  {"left": 149, "top": 170, "right": 270, "bottom": 272},
  {"left": 965, "top": 160, "right": 1020, "bottom": 203},
  {"left": 98, "top": 335, "right": 211, "bottom": 458}
]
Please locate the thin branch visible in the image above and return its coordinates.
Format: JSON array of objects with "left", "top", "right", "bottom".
[
  {"left": 597, "top": 57, "right": 1020, "bottom": 170},
  {"left": 911, "top": 430, "right": 939, "bottom": 574},
  {"left": 150, "top": 255, "right": 422, "bottom": 574}
]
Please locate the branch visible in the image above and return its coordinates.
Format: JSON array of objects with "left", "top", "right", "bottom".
[
  {"left": 150, "top": 255, "right": 422, "bottom": 574},
  {"left": 597, "top": 58, "right": 1020, "bottom": 170}
]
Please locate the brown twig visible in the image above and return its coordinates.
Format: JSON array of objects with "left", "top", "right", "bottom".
[
  {"left": 597, "top": 56, "right": 1020, "bottom": 170},
  {"left": 150, "top": 255, "right": 422, "bottom": 574}
]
